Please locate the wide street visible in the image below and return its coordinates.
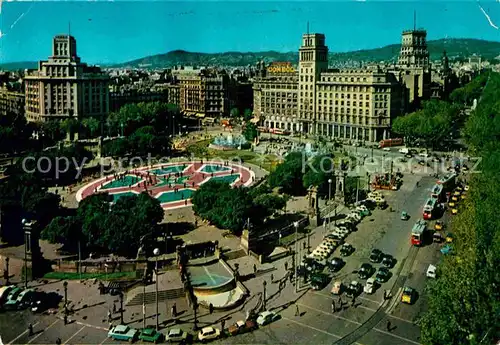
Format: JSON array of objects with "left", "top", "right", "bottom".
[{"left": 0, "top": 144, "right": 453, "bottom": 345}]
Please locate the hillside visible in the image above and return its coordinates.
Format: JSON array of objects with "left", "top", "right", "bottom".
[
  {"left": 2, "top": 38, "right": 499, "bottom": 71},
  {"left": 112, "top": 38, "right": 500, "bottom": 68}
]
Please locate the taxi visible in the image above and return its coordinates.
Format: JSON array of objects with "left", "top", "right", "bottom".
[
  {"left": 451, "top": 195, "right": 459, "bottom": 202},
  {"left": 401, "top": 286, "right": 415, "bottom": 304},
  {"left": 461, "top": 193, "right": 467, "bottom": 200},
  {"left": 448, "top": 201, "right": 456, "bottom": 208},
  {"left": 451, "top": 208, "right": 458, "bottom": 215},
  {"left": 434, "top": 220, "right": 444, "bottom": 231},
  {"left": 446, "top": 233, "right": 454, "bottom": 243}
]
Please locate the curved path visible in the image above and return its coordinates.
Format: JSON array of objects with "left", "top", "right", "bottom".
[{"left": 76, "top": 160, "right": 255, "bottom": 210}]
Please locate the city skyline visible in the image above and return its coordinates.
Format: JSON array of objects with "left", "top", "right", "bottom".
[{"left": 1, "top": 1, "right": 500, "bottom": 64}]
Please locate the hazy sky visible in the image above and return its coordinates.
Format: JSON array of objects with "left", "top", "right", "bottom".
[{"left": 1, "top": 0, "right": 500, "bottom": 64}]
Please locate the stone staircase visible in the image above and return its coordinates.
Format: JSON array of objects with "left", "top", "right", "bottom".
[{"left": 126, "top": 287, "right": 185, "bottom": 306}]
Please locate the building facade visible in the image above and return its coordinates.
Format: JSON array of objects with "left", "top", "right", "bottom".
[
  {"left": 0, "top": 86, "right": 25, "bottom": 117},
  {"left": 253, "top": 33, "right": 404, "bottom": 142},
  {"left": 24, "top": 35, "right": 110, "bottom": 123}
]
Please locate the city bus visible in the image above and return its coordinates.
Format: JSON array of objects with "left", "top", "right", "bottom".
[
  {"left": 378, "top": 138, "right": 403, "bottom": 148},
  {"left": 423, "top": 198, "right": 438, "bottom": 220},
  {"left": 411, "top": 220, "right": 427, "bottom": 246},
  {"left": 430, "top": 184, "right": 444, "bottom": 201}
]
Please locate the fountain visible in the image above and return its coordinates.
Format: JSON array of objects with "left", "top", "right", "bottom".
[{"left": 210, "top": 133, "right": 249, "bottom": 150}]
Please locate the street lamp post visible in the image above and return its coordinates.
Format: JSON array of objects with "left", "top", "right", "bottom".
[
  {"left": 328, "top": 178, "right": 332, "bottom": 204},
  {"left": 63, "top": 281, "right": 68, "bottom": 318},
  {"left": 293, "top": 221, "right": 299, "bottom": 293},
  {"left": 262, "top": 281, "right": 267, "bottom": 310},
  {"left": 153, "top": 248, "right": 160, "bottom": 331},
  {"left": 119, "top": 292, "right": 124, "bottom": 324}
]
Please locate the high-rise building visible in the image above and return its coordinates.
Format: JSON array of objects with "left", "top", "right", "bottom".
[
  {"left": 0, "top": 86, "right": 25, "bottom": 117},
  {"left": 24, "top": 35, "right": 110, "bottom": 124},
  {"left": 253, "top": 32, "right": 404, "bottom": 142}
]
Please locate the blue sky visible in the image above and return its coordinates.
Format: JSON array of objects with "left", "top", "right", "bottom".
[{"left": 1, "top": 1, "right": 500, "bottom": 64}]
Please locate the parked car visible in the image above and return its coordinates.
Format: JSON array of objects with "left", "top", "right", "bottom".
[
  {"left": 227, "top": 320, "right": 257, "bottom": 336},
  {"left": 381, "top": 254, "right": 394, "bottom": 268},
  {"left": 346, "top": 281, "right": 361, "bottom": 298},
  {"left": 328, "top": 257, "right": 344, "bottom": 272},
  {"left": 3, "top": 287, "right": 22, "bottom": 310},
  {"left": 108, "top": 325, "right": 139, "bottom": 342},
  {"left": 139, "top": 328, "right": 164, "bottom": 343},
  {"left": 358, "top": 263, "right": 373, "bottom": 279},
  {"left": 375, "top": 267, "right": 391, "bottom": 283},
  {"left": 363, "top": 278, "right": 377, "bottom": 294},
  {"left": 426, "top": 264, "right": 437, "bottom": 278},
  {"left": 369, "top": 249, "right": 383, "bottom": 263},
  {"left": 310, "top": 273, "right": 331, "bottom": 290},
  {"left": 434, "top": 221, "right": 444, "bottom": 231},
  {"left": 165, "top": 328, "right": 188, "bottom": 343},
  {"left": 198, "top": 327, "right": 221, "bottom": 342},
  {"left": 256, "top": 311, "right": 279, "bottom": 326},
  {"left": 340, "top": 243, "right": 354, "bottom": 256}
]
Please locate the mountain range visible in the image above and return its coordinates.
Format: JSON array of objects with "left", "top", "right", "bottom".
[{"left": 2, "top": 38, "right": 499, "bottom": 71}]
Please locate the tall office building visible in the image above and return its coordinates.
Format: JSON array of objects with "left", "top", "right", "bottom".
[
  {"left": 297, "top": 33, "right": 328, "bottom": 134},
  {"left": 24, "top": 35, "right": 110, "bottom": 124},
  {"left": 253, "top": 32, "right": 404, "bottom": 142}
]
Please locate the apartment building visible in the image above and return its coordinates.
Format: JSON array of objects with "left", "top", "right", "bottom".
[
  {"left": 24, "top": 35, "right": 110, "bottom": 123},
  {"left": 0, "top": 86, "right": 25, "bottom": 117}
]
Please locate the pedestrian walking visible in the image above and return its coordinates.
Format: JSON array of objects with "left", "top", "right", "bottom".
[
  {"left": 113, "top": 303, "right": 117, "bottom": 314},
  {"left": 270, "top": 273, "right": 274, "bottom": 282},
  {"left": 253, "top": 264, "right": 257, "bottom": 274},
  {"left": 331, "top": 300, "right": 336, "bottom": 313},
  {"left": 209, "top": 303, "right": 214, "bottom": 314},
  {"left": 295, "top": 305, "right": 300, "bottom": 316},
  {"left": 64, "top": 315, "right": 68, "bottom": 325},
  {"left": 56, "top": 338, "right": 61, "bottom": 345},
  {"left": 172, "top": 303, "right": 177, "bottom": 317},
  {"left": 386, "top": 320, "right": 392, "bottom": 332},
  {"left": 28, "top": 323, "right": 33, "bottom": 336},
  {"left": 284, "top": 262, "right": 288, "bottom": 271},
  {"left": 221, "top": 319, "right": 226, "bottom": 332}
]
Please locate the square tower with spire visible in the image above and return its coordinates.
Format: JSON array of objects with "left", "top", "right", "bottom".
[{"left": 298, "top": 29, "right": 328, "bottom": 134}]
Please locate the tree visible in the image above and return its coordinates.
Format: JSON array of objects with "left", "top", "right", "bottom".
[
  {"left": 243, "top": 109, "right": 253, "bottom": 122},
  {"left": 230, "top": 108, "right": 240, "bottom": 118},
  {"left": 81, "top": 117, "right": 101, "bottom": 138},
  {"left": 268, "top": 152, "right": 306, "bottom": 195},
  {"left": 191, "top": 181, "right": 253, "bottom": 234},
  {"left": 243, "top": 122, "right": 258, "bottom": 142},
  {"left": 253, "top": 193, "right": 287, "bottom": 218},
  {"left": 60, "top": 118, "right": 80, "bottom": 139},
  {"left": 302, "top": 153, "right": 335, "bottom": 197},
  {"left": 41, "top": 216, "right": 81, "bottom": 250}
]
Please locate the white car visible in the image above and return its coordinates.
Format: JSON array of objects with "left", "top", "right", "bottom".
[
  {"left": 426, "top": 264, "right": 436, "bottom": 278},
  {"left": 331, "top": 231, "right": 347, "bottom": 240},
  {"left": 198, "top": 327, "right": 220, "bottom": 342},
  {"left": 382, "top": 147, "right": 391, "bottom": 151},
  {"left": 256, "top": 311, "right": 278, "bottom": 326},
  {"left": 347, "top": 213, "right": 362, "bottom": 222},
  {"left": 364, "top": 278, "right": 376, "bottom": 294},
  {"left": 399, "top": 148, "right": 409, "bottom": 154},
  {"left": 333, "top": 227, "right": 350, "bottom": 235},
  {"left": 419, "top": 152, "right": 430, "bottom": 158}
]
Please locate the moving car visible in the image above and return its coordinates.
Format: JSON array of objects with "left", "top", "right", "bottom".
[
  {"left": 310, "top": 273, "right": 331, "bottom": 290},
  {"left": 358, "top": 263, "right": 373, "bottom": 279},
  {"left": 3, "top": 287, "right": 22, "bottom": 310},
  {"left": 256, "top": 311, "right": 279, "bottom": 326},
  {"left": 108, "top": 325, "right": 139, "bottom": 342},
  {"left": 227, "top": 320, "right": 257, "bottom": 336},
  {"left": 331, "top": 281, "right": 343, "bottom": 295},
  {"left": 375, "top": 267, "right": 391, "bottom": 283},
  {"left": 139, "top": 328, "right": 164, "bottom": 343},
  {"left": 198, "top": 327, "right": 221, "bottom": 342},
  {"left": 340, "top": 243, "right": 354, "bottom": 256},
  {"left": 401, "top": 286, "right": 415, "bottom": 304},
  {"left": 426, "top": 264, "right": 437, "bottom": 278},
  {"left": 363, "top": 278, "right": 376, "bottom": 294},
  {"left": 369, "top": 249, "right": 383, "bottom": 263},
  {"left": 434, "top": 220, "right": 444, "bottom": 231},
  {"left": 381, "top": 254, "right": 394, "bottom": 268},
  {"left": 346, "top": 281, "right": 361, "bottom": 298},
  {"left": 401, "top": 211, "right": 409, "bottom": 221},
  {"left": 165, "top": 328, "right": 188, "bottom": 343}
]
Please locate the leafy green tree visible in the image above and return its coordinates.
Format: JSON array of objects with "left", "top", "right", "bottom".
[
  {"left": 77, "top": 193, "right": 111, "bottom": 250},
  {"left": 268, "top": 152, "right": 306, "bottom": 195},
  {"left": 60, "top": 118, "right": 80, "bottom": 139},
  {"left": 230, "top": 108, "right": 240, "bottom": 118},
  {"left": 243, "top": 109, "right": 253, "bottom": 122},
  {"left": 243, "top": 122, "right": 258, "bottom": 142},
  {"left": 253, "top": 194, "right": 287, "bottom": 217},
  {"left": 302, "top": 153, "right": 334, "bottom": 197},
  {"left": 41, "top": 216, "right": 81, "bottom": 250},
  {"left": 81, "top": 117, "right": 101, "bottom": 138}
]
